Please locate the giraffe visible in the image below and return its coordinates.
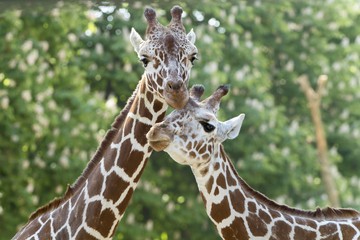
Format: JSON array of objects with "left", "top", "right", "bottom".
[
  {"left": 13, "top": 6, "right": 198, "bottom": 240},
  {"left": 146, "top": 85, "right": 360, "bottom": 240}
]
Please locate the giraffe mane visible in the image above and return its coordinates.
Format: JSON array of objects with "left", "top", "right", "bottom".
[
  {"left": 220, "top": 146, "right": 360, "bottom": 220},
  {"left": 27, "top": 78, "right": 142, "bottom": 222}
]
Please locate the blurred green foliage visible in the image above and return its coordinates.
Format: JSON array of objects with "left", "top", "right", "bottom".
[{"left": 1, "top": 1, "right": 360, "bottom": 239}]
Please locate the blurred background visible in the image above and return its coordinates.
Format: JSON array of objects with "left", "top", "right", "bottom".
[{"left": 1, "top": 0, "right": 360, "bottom": 239}]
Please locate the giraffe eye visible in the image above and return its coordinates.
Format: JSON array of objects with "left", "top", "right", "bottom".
[
  {"left": 190, "top": 54, "right": 198, "bottom": 65},
  {"left": 199, "top": 121, "right": 215, "bottom": 133},
  {"left": 140, "top": 56, "right": 150, "bottom": 67}
]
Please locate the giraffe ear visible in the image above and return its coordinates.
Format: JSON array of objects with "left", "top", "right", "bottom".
[
  {"left": 187, "top": 28, "right": 196, "bottom": 44},
  {"left": 130, "top": 28, "right": 144, "bottom": 53},
  {"left": 223, "top": 114, "right": 245, "bottom": 140}
]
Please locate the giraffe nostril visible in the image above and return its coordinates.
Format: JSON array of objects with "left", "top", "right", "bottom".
[
  {"left": 167, "top": 81, "right": 183, "bottom": 91},
  {"left": 167, "top": 82, "right": 173, "bottom": 90}
]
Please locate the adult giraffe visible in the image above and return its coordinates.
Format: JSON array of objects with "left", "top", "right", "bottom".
[
  {"left": 13, "top": 6, "right": 197, "bottom": 240},
  {"left": 147, "top": 85, "right": 360, "bottom": 240}
]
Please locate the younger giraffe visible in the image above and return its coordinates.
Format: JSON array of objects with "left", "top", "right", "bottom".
[
  {"left": 147, "top": 85, "right": 360, "bottom": 240},
  {"left": 13, "top": 6, "right": 197, "bottom": 240}
]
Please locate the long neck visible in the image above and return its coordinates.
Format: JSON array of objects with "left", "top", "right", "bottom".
[
  {"left": 77, "top": 76, "right": 167, "bottom": 237},
  {"left": 14, "top": 76, "right": 167, "bottom": 240},
  {"left": 191, "top": 145, "right": 360, "bottom": 240}
]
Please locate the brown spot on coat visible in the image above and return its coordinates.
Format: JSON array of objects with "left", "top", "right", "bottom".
[
  {"left": 134, "top": 119, "right": 151, "bottom": 146},
  {"left": 52, "top": 201, "right": 70, "bottom": 233},
  {"left": 225, "top": 166, "right": 237, "bottom": 187},
  {"left": 269, "top": 209, "right": 281, "bottom": 219},
  {"left": 294, "top": 226, "right": 317, "bottom": 239},
  {"left": 246, "top": 212, "right": 268, "bottom": 237},
  {"left": 138, "top": 98, "right": 152, "bottom": 119},
  {"left": 270, "top": 220, "right": 291, "bottom": 240},
  {"left": 210, "top": 196, "right": 231, "bottom": 223},
  {"left": 213, "top": 162, "right": 220, "bottom": 171},
  {"left": 229, "top": 189, "right": 245, "bottom": 214},
  {"left": 86, "top": 201, "right": 116, "bottom": 237},
  {"left": 216, "top": 173, "right": 227, "bottom": 189},
  {"left": 189, "top": 151, "right": 196, "bottom": 158},
  {"left": 146, "top": 91, "right": 154, "bottom": 103},
  {"left": 153, "top": 99, "right": 163, "bottom": 112},
  {"left": 340, "top": 224, "right": 357, "bottom": 239},
  {"left": 123, "top": 149, "right": 145, "bottom": 178},
  {"left": 319, "top": 222, "right": 339, "bottom": 239},
  {"left": 214, "top": 187, "right": 219, "bottom": 196},
  {"left": 259, "top": 209, "right": 272, "bottom": 224},
  {"left": 221, "top": 217, "right": 249, "bottom": 239},
  {"left": 199, "top": 167, "right": 208, "bottom": 176},
  {"left": 201, "top": 153, "right": 210, "bottom": 160},
  {"left": 70, "top": 191, "right": 86, "bottom": 236},
  {"left": 248, "top": 201, "right": 257, "bottom": 213},
  {"left": 103, "top": 172, "right": 129, "bottom": 203},
  {"left": 198, "top": 144, "right": 207, "bottom": 155},
  {"left": 87, "top": 167, "right": 104, "bottom": 197},
  {"left": 206, "top": 176, "right": 214, "bottom": 193},
  {"left": 153, "top": 58, "right": 160, "bottom": 69}
]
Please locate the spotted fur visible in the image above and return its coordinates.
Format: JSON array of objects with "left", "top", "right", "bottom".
[
  {"left": 13, "top": 6, "right": 197, "bottom": 240},
  {"left": 147, "top": 85, "right": 360, "bottom": 240}
]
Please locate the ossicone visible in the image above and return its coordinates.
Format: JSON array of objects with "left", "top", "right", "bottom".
[
  {"left": 169, "top": 5, "right": 185, "bottom": 32},
  {"left": 190, "top": 84, "right": 205, "bottom": 101},
  {"left": 204, "top": 85, "right": 229, "bottom": 113},
  {"left": 170, "top": 5, "right": 183, "bottom": 23},
  {"left": 144, "top": 7, "right": 158, "bottom": 32}
]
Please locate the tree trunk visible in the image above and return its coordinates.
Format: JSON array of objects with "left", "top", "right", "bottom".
[{"left": 298, "top": 75, "right": 340, "bottom": 207}]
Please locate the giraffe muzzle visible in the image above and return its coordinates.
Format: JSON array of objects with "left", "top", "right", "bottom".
[
  {"left": 164, "top": 80, "right": 189, "bottom": 109},
  {"left": 146, "top": 127, "right": 172, "bottom": 151}
]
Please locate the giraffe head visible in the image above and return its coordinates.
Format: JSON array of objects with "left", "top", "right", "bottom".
[
  {"left": 147, "top": 85, "right": 245, "bottom": 166},
  {"left": 130, "top": 6, "right": 197, "bottom": 109}
]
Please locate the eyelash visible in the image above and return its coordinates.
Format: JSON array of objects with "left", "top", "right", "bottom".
[{"left": 199, "top": 121, "right": 215, "bottom": 133}]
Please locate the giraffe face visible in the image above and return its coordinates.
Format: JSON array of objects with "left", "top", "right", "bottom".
[
  {"left": 147, "top": 96, "right": 245, "bottom": 167},
  {"left": 130, "top": 6, "right": 197, "bottom": 109}
]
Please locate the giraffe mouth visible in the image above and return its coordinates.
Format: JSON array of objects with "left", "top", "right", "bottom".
[
  {"left": 164, "top": 88, "right": 189, "bottom": 109},
  {"left": 146, "top": 130, "right": 171, "bottom": 151},
  {"left": 148, "top": 139, "right": 170, "bottom": 151}
]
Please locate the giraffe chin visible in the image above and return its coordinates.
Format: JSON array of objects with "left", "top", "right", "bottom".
[{"left": 164, "top": 91, "right": 189, "bottom": 109}]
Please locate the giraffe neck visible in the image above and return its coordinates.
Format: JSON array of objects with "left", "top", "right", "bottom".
[
  {"left": 14, "top": 76, "right": 167, "bottom": 240},
  {"left": 191, "top": 145, "right": 360, "bottom": 240}
]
